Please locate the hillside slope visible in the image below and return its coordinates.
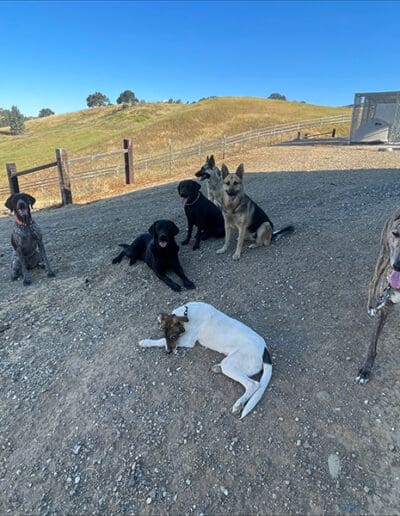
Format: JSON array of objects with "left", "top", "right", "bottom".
[{"left": 0, "top": 97, "right": 351, "bottom": 179}]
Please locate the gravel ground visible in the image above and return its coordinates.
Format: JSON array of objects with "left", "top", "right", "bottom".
[{"left": 1, "top": 144, "right": 400, "bottom": 515}]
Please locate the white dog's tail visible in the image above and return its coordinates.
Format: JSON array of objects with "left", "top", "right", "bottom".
[{"left": 241, "top": 349, "right": 272, "bottom": 419}]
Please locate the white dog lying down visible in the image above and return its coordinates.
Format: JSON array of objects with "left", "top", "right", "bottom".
[{"left": 139, "top": 301, "right": 272, "bottom": 419}]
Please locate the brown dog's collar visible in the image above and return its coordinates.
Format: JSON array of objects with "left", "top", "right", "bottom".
[{"left": 15, "top": 217, "right": 33, "bottom": 227}]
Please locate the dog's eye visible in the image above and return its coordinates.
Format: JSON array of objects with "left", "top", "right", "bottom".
[
  {"left": 392, "top": 231, "right": 400, "bottom": 238},
  {"left": 233, "top": 181, "right": 238, "bottom": 186}
]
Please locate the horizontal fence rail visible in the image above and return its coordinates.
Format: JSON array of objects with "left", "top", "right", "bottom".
[
  {"left": 132, "top": 113, "right": 351, "bottom": 172},
  {"left": 2, "top": 114, "right": 351, "bottom": 202}
]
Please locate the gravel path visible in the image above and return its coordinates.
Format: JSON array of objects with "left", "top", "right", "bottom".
[{"left": 1, "top": 144, "right": 400, "bottom": 515}]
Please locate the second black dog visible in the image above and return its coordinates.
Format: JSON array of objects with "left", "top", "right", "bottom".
[
  {"left": 112, "top": 219, "right": 195, "bottom": 292},
  {"left": 178, "top": 180, "right": 225, "bottom": 250}
]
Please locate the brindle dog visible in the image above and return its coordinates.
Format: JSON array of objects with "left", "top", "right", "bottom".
[{"left": 356, "top": 207, "right": 400, "bottom": 384}]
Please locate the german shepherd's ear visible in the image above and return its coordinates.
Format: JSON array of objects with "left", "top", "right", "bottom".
[
  {"left": 235, "top": 164, "right": 244, "bottom": 179},
  {"left": 221, "top": 163, "right": 230, "bottom": 179},
  {"left": 209, "top": 155, "right": 215, "bottom": 167}
]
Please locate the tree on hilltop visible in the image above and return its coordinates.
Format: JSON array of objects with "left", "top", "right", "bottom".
[
  {"left": 116, "top": 90, "right": 138, "bottom": 104},
  {"left": 268, "top": 93, "right": 287, "bottom": 101},
  {"left": 86, "top": 92, "right": 110, "bottom": 108},
  {"left": 9, "top": 106, "right": 25, "bottom": 134},
  {"left": 38, "top": 108, "right": 55, "bottom": 118}
]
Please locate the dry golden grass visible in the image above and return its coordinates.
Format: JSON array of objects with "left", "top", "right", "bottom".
[{"left": 0, "top": 97, "right": 351, "bottom": 208}]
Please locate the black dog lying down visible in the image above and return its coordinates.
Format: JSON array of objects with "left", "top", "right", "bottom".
[
  {"left": 178, "top": 180, "right": 225, "bottom": 250},
  {"left": 5, "top": 192, "right": 55, "bottom": 285},
  {"left": 112, "top": 219, "right": 195, "bottom": 292}
]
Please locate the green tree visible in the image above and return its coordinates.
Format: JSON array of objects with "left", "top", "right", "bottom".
[
  {"left": 38, "top": 108, "right": 55, "bottom": 118},
  {"left": 86, "top": 92, "right": 110, "bottom": 107},
  {"left": 116, "top": 90, "right": 138, "bottom": 104},
  {"left": 268, "top": 93, "right": 287, "bottom": 101},
  {"left": 9, "top": 105, "right": 25, "bottom": 134},
  {"left": 0, "top": 108, "right": 10, "bottom": 127}
]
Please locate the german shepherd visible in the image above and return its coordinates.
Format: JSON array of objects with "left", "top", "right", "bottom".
[
  {"left": 356, "top": 207, "right": 400, "bottom": 384},
  {"left": 216, "top": 163, "right": 294, "bottom": 260},
  {"left": 195, "top": 155, "right": 223, "bottom": 208}
]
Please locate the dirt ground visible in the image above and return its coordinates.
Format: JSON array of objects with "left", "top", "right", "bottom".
[{"left": 1, "top": 144, "right": 400, "bottom": 515}]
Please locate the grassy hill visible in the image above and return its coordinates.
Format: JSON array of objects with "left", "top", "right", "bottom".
[{"left": 0, "top": 97, "right": 351, "bottom": 205}]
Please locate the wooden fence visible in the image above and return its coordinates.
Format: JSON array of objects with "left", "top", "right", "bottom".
[
  {"left": 4, "top": 139, "right": 133, "bottom": 205},
  {"left": 2, "top": 113, "right": 351, "bottom": 204}
]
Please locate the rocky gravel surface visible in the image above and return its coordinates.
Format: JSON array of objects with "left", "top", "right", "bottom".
[{"left": 1, "top": 144, "right": 400, "bottom": 515}]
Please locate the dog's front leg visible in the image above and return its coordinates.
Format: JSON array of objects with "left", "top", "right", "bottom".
[
  {"left": 172, "top": 263, "right": 195, "bottom": 290},
  {"left": 216, "top": 225, "right": 231, "bottom": 255},
  {"left": 15, "top": 248, "right": 32, "bottom": 285},
  {"left": 233, "top": 227, "right": 246, "bottom": 260},
  {"left": 182, "top": 222, "right": 193, "bottom": 246},
  {"left": 193, "top": 227, "right": 203, "bottom": 250},
  {"left": 356, "top": 303, "right": 391, "bottom": 384},
  {"left": 154, "top": 269, "right": 182, "bottom": 292},
  {"left": 139, "top": 337, "right": 167, "bottom": 348},
  {"left": 37, "top": 239, "right": 55, "bottom": 277}
]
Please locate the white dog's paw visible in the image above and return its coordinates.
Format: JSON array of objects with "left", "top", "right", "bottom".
[
  {"left": 368, "top": 308, "right": 377, "bottom": 317},
  {"left": 139, "top": 339, "right": 151, "bottom": 348},
  {"left": 216, "top": 247, "right": 227, "bottom": 255}
]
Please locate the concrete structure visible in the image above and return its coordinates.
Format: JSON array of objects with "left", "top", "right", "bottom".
[{"left": 349, "top": 91, "right": 400, "bottom": 144}]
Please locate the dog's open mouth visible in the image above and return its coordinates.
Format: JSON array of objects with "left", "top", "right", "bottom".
[
  {"left": 159, "top": 239, "right": 168, "bottom": 248},
  {"left": 180, "top": 196, "right": 188, "bottom": 206},
  {"left": 227, "top": 192, "right": 238, "bottom": 202},
  {"left": 389, "top": 269, "right": 400, "bottom": 289}
]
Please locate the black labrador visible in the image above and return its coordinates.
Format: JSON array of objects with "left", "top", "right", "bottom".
[
  {"left": 5, "top": 193, "right": 55, "bottom": 285},
  {"left": 112, "top": 219, "right": 195, "bottom": 292},
  {"left": 178, "top": 180, "right": 225, "bottom": 250}
]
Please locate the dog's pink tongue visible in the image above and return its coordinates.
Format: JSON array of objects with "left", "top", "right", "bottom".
[
  {"left": 389, "top": 270, "right": 400, "bottom": 289},
  {"left": 181, "top": 197, "right": 188, "bottom": 206},
  {"left": 159, "top": 241, "right": 167, "bottom": 248}
]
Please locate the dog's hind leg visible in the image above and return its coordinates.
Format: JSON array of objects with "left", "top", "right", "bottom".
[
  {"left": 356, "top": 303, "right": 391, "bottom": 384},
  {"left": 249, "top": 222, "right": 273, "bottom": 249},
  {"left": 220, "top": 356, "right": 259, "bottom": 415}
]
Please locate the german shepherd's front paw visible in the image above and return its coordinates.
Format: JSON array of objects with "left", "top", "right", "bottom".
[
  {"left": 355, "top": 367, "right": 371, "bottom": 385},
  {"left": 232, "top": 252, "right": 241, "bottom": 260}
]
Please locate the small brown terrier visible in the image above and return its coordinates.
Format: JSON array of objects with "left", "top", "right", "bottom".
[{"left": 157, "top": 312, "right": 189, "bottom": 353}]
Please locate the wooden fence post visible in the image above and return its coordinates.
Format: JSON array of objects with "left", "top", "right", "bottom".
[
  {"left": 123, "top": 139, "right": 134, "bottom": 184},
  {"left": 56, "top": 148, "right": 73, "bottom": 205},
  {"left": 6, "top": 163, "right": 19, "bottom": 195}
]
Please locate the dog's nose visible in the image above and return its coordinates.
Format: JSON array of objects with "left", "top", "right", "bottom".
[{"left": 165, "top": 349, "right": 172, "bottom": 354}]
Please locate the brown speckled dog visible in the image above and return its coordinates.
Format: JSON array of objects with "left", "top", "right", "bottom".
[{"left": 5, "top": 193, "right": 55, "bottom": 285}]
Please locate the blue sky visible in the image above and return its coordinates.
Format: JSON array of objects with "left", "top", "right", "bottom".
[{"left": 1, "top": 0, "right": 398, "bottom": 117}]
